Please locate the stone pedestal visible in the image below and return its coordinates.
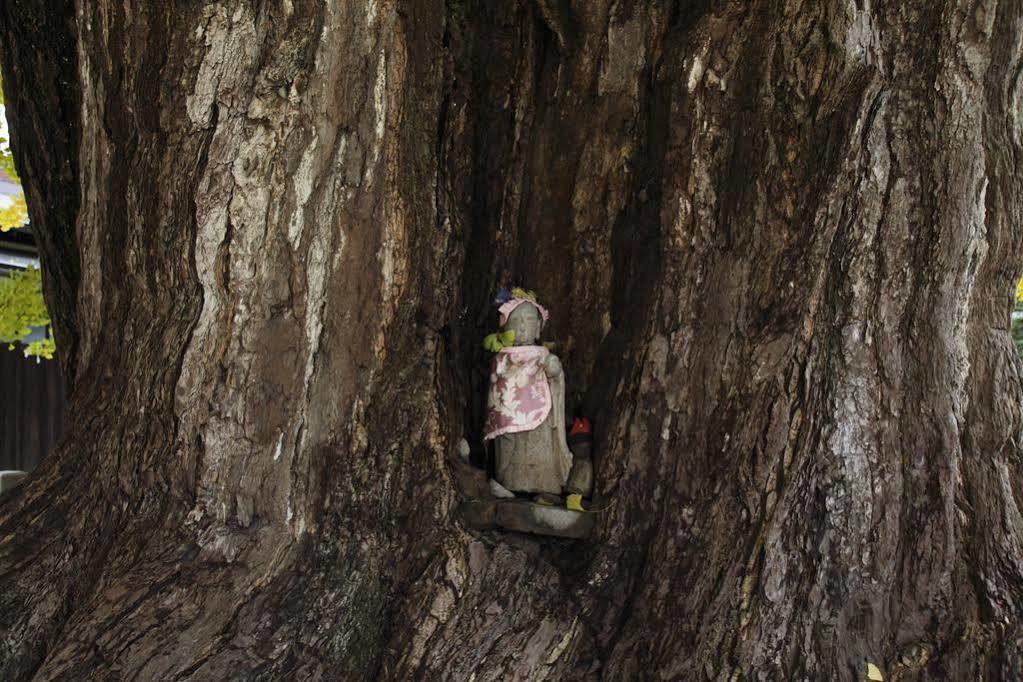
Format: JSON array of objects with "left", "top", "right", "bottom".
[
  {"left": 458, "top": 498, "right": 594, "bottom": 539},
  {"left": 0, "top": 470, "right": 28, "bottom": 493}
]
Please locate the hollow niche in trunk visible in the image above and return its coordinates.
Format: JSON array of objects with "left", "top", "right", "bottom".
[{"left": 461, "top": 288, "right": 596, "bottom": 538}]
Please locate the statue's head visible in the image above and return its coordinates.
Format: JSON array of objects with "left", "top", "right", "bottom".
[
  {"left": 503, "top": 301, "right": 543, "bottom": 346},
  {"left": 492, "top": 287, "right": 550, "bottom": 348}
]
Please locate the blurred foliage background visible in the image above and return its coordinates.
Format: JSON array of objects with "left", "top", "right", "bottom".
[{"left": 0, "top": 72, "right": 53, "bottom": 359}]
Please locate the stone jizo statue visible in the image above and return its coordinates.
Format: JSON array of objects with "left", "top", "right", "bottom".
[{"left": 483, "top": 291, "right": 572, "bottom": 497}]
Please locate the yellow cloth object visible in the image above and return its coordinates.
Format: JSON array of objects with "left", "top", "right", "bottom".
[{"left": 510, "top": 286, "right": 537, "bottom": 301}]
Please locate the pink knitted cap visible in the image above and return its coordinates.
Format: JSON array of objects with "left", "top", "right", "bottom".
[{"left": 498, "top": 298, "right": 549, "bottom": 328}]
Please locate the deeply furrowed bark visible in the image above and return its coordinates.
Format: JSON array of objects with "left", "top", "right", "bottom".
[{"left": 1, "top": 1, "right": 1022, "bottom": 680}]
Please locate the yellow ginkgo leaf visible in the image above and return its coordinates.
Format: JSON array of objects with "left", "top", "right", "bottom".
[
  {"left": 866, "top": 662, "right": 883, "bottom": 681},
  {"left": 566, "top": 494, "right": 584, "bottom": 511}
]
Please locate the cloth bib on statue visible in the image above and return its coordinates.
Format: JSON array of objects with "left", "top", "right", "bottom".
[{"left": 483, "top": 346, "right": 552, "bottom": 440}]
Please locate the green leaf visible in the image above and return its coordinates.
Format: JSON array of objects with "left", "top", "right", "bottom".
[
  {"left": 0, "top": 266, "right": 54, "bottom": 359},
  {"left": 0, "top": 147, "right": 18, "bottom": 182}
]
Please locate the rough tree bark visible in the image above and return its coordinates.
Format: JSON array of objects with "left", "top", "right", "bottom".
[{"left": 1, "top": 0, "right": 1022, "bottom": 679}]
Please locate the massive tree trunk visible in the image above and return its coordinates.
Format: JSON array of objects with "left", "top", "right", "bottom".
[{"left": 1, "top": 0, "right": 1022, "bottom": 679}]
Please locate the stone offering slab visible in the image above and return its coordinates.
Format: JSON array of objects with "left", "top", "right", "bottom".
[
  {"left": 459, "top": 497, "right": 594, "bottom": 539},
  {"left": 0, "top": 470, "right": 28, "bottom": 493}
]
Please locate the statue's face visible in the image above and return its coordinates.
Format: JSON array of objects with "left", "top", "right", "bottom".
[{"left": 505, "top": 302, "right": 542, "bottom": 346}]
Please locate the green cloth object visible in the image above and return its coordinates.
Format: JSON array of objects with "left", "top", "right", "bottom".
[{"left": 483, "top": 329, "right": 516, "bottom": 352}]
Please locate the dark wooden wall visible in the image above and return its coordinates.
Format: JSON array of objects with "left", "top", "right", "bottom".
[{"left": 0, "top": 348, "right": 64, "bottom": 471}]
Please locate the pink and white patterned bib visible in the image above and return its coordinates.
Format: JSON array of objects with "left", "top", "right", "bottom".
[{"left": 483, "top": 346, "right": 552, "bottom": 440}]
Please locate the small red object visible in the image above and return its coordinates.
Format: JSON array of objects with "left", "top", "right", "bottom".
[{"left": 570, "top": 417, "right": 591, "bottom": 436}]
